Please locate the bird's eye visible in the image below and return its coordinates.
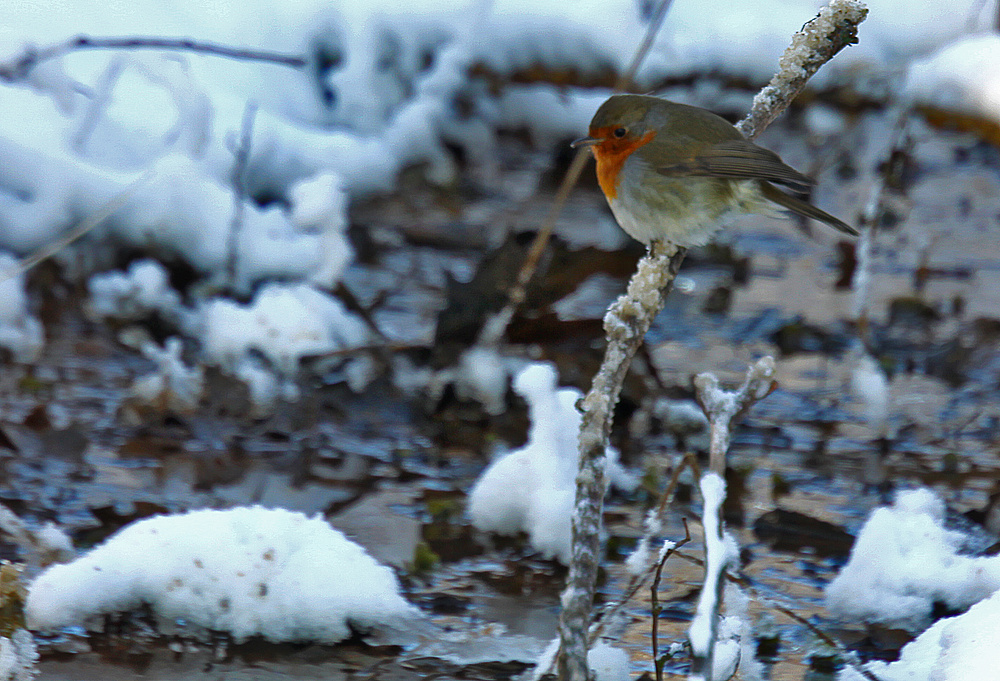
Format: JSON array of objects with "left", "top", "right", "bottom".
[{"left": 613, "top": 127, "right": 627, "bottom": 138}]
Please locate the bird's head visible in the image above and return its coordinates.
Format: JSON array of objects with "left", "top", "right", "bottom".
[{"left": 572, "top": 94, "right": 660, "bottom": 152}]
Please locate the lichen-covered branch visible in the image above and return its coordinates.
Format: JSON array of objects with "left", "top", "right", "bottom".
[{"left": 736, "top": 0, "right": 868, "bottom": 141}]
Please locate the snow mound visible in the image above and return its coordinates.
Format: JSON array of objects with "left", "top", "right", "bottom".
[
  {"left": 467, "top": 362, "right": 636, "bottom": 564},
  {"left": 26, "top": 506, "right": 417, "bottom": 643},
  {"left": 825, "top": 488, "right": 1000, "bottom": 629},
  {"left": 840, "top": 588, "right": 1000, "bottom": 681}
]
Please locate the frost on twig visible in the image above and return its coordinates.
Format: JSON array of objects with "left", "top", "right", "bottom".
[
  {"left": 737, "top": 0, "right": 868, "bottom": 141},
  {"left": 694, "top": 357, "right": 777, "bottom": 475}
]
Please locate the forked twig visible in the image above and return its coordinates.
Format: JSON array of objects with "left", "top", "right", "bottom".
[{"left": 651, "top": 518, "right": 690, "bottom": 681}]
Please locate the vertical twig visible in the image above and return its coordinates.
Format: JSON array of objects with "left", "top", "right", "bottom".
[
  {"left": 558, "top": 241, "right": 686, "bottom": 681},
  {"left": 687, "top": 473, "right": 730, "bottom": 681},
  {"left": 226, "top": 101, "right": 258, "bottom": 293},
  {"left": 651, "top": 518, "right": 690, "bottom": 681},
  {"left": 687, "top": 358, "right": 775, "bottom": 680},
  {"left": 853, "top": 108, "right": 913, "bottom": 345}
]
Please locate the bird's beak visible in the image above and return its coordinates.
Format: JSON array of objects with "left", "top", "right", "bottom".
[{"left": 571, "top": 136, "right": 600, "bottom": 148}]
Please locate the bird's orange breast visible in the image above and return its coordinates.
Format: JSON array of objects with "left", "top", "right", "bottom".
[{"left": 589, "top": 128, "right": 656, "bottom": 200}]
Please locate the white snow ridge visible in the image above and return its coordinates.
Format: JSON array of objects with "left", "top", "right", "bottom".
[{"left": 26, "top": 506, "right": 417, "bottom": 643}]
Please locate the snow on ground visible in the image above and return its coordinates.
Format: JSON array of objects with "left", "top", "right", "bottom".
[
  {"left": 826, "top": 487, "right": 1000, "bottom": 629},
  {"left": 533, "top": 638, "right": 631, "bottom": 681},
  {"left": 26, "top": 506, "right": 417, "bottom": 643},
  {"left": 904, "top": 34, "right": 1000, "bottom": 122},
  {"left": 0, "top": 629, "right": 38, "bottom": 681},
  {"left": 467, "top": 362, "right": 636, "bottom": 564},
  {"left": 840, "top": 588, "right": 1000, "bottom": 681}
]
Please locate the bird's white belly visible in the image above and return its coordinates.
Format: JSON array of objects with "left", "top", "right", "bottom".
[{"left": 607, "top": 157, "right": 762, "bottom": 247}]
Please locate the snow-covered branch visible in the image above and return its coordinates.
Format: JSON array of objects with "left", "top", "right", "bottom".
[
  {"left": 737, "top": 0, "right": 869, "bottom": 141},
  {"left": 694, "top": 357, "right": 777, "bottom": 475},
  {"left": 687, "top": 473, "right": 736, "bottom": 681},
  {"left": 687, "top": 358, "right": 775, "bottom": 681}
]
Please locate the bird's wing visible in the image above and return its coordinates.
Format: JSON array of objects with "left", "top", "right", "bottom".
[{"left": 656, "top": 140, "right": 813, "bottom": 191}]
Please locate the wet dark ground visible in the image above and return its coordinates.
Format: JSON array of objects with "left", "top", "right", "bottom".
[{"left": 3, "top": 102, "right": 1000, "bottom": 680}]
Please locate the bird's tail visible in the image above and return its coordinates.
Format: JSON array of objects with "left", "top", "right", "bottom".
[{"left": 760, "top": 182, "right": 858, "bottom": 236}]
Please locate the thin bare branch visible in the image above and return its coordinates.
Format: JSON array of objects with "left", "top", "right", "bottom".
[
  {"left": 585, "top": 453, "right": 696, "bottom": 646},
  {"left": 1, "top": 35, "right": 305, "bottom": 83},
  {"left": 0, "top": 172, "right": 154, "bottom": 286},
  {"left": 652, "top": 518, "right": 690, "bottom": 681},
  {"left": 226, "top": 101, "right": 258, "bottom": 294}
]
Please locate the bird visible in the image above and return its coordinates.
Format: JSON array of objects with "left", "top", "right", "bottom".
[{"left": 572, "top": 94, "right": 857, "bottom": 247}]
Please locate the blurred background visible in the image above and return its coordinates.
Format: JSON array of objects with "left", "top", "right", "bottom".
[{"left": 1, "top": 0, "right": 999, "bottom": 678}]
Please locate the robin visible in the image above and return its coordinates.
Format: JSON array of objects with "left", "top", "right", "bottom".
[{"left": 572, "top": 94, "right": 857, "bottom": 247}]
